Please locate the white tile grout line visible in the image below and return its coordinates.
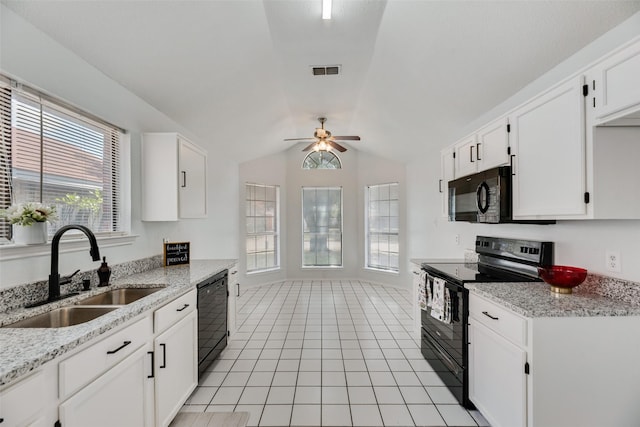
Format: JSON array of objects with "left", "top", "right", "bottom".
[{"left": 189, "top": 280, "right": 482, "bottom": 427}]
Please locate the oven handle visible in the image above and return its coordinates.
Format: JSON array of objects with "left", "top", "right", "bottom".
[{"left": 422, "top": 330, "right": 460, "bottom": 376}]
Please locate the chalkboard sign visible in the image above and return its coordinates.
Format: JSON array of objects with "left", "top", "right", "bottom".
[{"left": 164, "top": 242, "right": 190, "bottom": 267}]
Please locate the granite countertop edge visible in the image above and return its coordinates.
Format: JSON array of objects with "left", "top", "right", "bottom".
[
  {"left": 0, "top": 259, "right": 237, "bottom": 387},
  {"left": 466, "top": 282, "right": 640, "bottom": 318}
]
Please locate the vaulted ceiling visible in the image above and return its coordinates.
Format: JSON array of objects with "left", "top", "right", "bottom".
[{"left": 3, "top": 1, "right": 640, "bottom": 163}]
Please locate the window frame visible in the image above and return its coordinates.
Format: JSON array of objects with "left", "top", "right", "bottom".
[
  {"left": 301, "top": 186, "right": 343, "bottom": 269},
  {"left": 364, "top": 182, "right": 400, "bottom": 274},
  {"left": 302, "top": 150, "right": 342, "bottom": 169},
  {"left": 245, "top": 182, "right": 280, "bottom": 274},
  {"left": 0, "top": 75, "right": 132, "bottom": 252}
]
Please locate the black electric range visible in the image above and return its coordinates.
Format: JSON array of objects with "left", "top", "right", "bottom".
[{"left": 419, "top": 236, "right": 553, "bottom": 408}]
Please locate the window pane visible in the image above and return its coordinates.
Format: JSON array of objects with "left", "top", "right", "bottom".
[
  {"left": 302, "top": 187, "right": 342, "bottom": 267},
  {"left": 245, "top": 183, "right": 280, "bottom": 273},
  {"left": 366, "top": 183, "right": 399, "bottom": 272},
  {"left": 302, "top": 151, "right": 342, "bottom": 169}
]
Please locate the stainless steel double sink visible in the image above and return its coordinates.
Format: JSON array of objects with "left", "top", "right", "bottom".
[{"left": 3, "top": 287, "right": 164, "bottom": 328}]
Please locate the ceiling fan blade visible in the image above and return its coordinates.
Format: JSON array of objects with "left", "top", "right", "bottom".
[
  {"left": 331, "top": 135, "right": 361, "bottom": 141},
  {"left": 285, "top": 137, "right": 315, "bottom": 141},
  {"left": 327, "top": 140, "right": 347, "bottom": 152},
  {"left": 302, "top": 142, "right": 318, "bottom": 151}
]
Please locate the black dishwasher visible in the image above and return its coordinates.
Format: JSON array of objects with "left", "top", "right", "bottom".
[{"left": 197, "top": 270, "right": 228, "bottom": 377}]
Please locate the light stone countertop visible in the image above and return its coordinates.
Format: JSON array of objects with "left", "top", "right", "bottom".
[
  {"left": 466, "top": 281, "right": 640, "bottom": 318},
  {"left": 0, "top": 259, "right": 237, "bottom": 387}
]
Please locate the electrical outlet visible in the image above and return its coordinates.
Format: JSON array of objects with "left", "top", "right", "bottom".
[
  {"left": 606, "top": 250, "right": 621, "bottom": 272},
  {"left": 454, "top": 234, "right": 460, "bottom": 246}
]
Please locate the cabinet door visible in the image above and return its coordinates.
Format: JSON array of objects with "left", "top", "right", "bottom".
[
  {"left": 590, "top": 39, "right": 640, "bottom": 122},
  {"left": 155, "top": 310, "right": 198, "bottom": 427},
  {"left": 0, "top": 372, "right": 44, "bottom": 427},
  {"left": 439, "top": 148, "right": 455, "bottom": 218},
  {"left": 59, "top": 345, "right": 154, "bottom": 427},
  {"left": 178, "top": 139, "right": 207, "bottom": 218},
  {"left": 477, "top": 117, "right": 509, "bottom": 171},
  {"left": 469, "top": 320, "right": 527, "bottom": 427},
  {"left": 454, "top": 135, "right": 478, "bottom": 178},
  {"left": 228, "top": 265, "right": 238, "bottom": 336},
  {"left": 510, "top": 76, "right": 587, "bottom": 219}
]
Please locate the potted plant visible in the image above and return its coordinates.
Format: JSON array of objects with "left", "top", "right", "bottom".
[{"left": 1, "top": 202, "right": 57, "bottom": 245}]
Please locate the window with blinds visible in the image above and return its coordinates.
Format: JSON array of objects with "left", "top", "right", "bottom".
[
  {"left": 366, "top": 183, "right": 399, "bottom": 272},
  {"left": 0, "top": 76, "right": 123, "bottom": 240}
]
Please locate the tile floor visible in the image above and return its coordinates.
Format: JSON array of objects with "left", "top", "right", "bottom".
[{"left": 181, "top": 280, "right": 490, "bottom": 427}]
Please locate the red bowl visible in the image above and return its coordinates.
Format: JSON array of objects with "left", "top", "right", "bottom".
[{"left": 538, "top": 265, "right": 587, "bottom": 293}]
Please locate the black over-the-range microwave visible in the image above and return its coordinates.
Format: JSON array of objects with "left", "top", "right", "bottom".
[{"left": 448, "top": 166, "right": 554, "bottom": 224}]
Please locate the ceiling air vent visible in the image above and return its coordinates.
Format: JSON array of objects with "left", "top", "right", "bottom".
[{"left": 311, "top": 65, "right": 341, "bottom": 76}]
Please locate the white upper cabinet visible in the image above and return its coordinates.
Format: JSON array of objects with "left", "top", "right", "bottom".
[
  {"left": 476, "top": 117, "right": 510, "bottom": 171},
  {"left": 440, "top": 147, "right": 455, "bottom": 218},
  {"left": 588, "top": 37, "right": 640, "bottom": 125},
  {"left": 454, "top": 117, "right": 510, "bottom": 179},
  {"left": 454, "top": 134, "right": 478, "bottom": 178},
  {"left": 509, "top": 76, "right": 587, "bottom": 219},
  {"left": 141, "top": 133, "right": 207, "bottom": 221},
  {"left": 178, "top": 140, "right": 207, "bottom": 218}
]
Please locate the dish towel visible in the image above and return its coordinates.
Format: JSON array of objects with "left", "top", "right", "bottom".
[
  {"left": 430, "top": 277, "right": 452, "bottom": 324},
  {"left": 418, "top": 271, "right": 429, "bottom": 310}
]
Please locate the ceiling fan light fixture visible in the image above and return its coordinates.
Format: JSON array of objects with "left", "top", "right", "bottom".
[{"left": 322, "top": 0, "right": 332, "bottom": 20}]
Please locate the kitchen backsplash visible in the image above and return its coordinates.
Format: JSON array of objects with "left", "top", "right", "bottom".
[{"left": 0, "top": 255, "right": 163, "bottom": 313}]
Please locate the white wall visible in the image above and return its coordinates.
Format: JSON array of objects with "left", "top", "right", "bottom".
[
  {"left": 239, "top": 145, "right": 406, "bottom": 288},
  {"left": 0, "top": 5, "right": 238, "bottom": 289},
  {"left": 407, "top": 12, "right": 640, "bottom": 283}
]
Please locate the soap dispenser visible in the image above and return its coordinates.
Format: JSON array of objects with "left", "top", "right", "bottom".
[{"left": 97, "top": 256, "right": 111, "bottom": 287}]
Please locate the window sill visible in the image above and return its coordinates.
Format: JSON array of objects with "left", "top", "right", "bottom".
[
  {"left": 364, "top": 266, "right": 400, "bottom": 275},
  {"left": 0, "top": 234, "right": 139, "bottom": 261},
  {"left": 247, "top": 267, "right": 281, "bottom": 276}
]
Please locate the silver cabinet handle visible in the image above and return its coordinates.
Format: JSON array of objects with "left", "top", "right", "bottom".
[
  {"left": 181, "top": 171, "right": 187, "bottom": 187},
  {"left": 476, "top": 143, "right": 482, "bottom": 160},
  {"left": 469, "top": 145, "right": 474, "bottom": 163}
]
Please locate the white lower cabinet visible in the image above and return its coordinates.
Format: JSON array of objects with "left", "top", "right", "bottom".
[
  {"left": 0, "top": 370, "right": 52, "bottom": 427},
  {"left": 50, "top": 289, "right": 198, "bottom": 427},
  {"left": 469, "top": 319, "right": 526, "bottom": 427},
  {"left": 59, "top": 344, "right": 154, "bottom": 427},
  {"left": 154, "top": 310, "right": 198, "bottom": 427},
  {"left": 228, "top": 264, "right": 238, "bottom": 337},
  {"left": 469, "top": 291, "right": 640, "bottom": 427}
]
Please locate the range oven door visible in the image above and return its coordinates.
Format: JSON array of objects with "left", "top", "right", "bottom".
[{"left": 420, "top": 273, "right": 473, "bottom": 408}]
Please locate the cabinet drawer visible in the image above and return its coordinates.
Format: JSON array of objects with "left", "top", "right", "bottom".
[
  {"left": 0, "top": 371, "right": 43, "bottom": 427},
  {"left": 469, "top": 293, "right": 527, "bottom": 346},
  {"left": 154, "top": 289, "right": 196, "bottom": 334},
  {"left": 229, "top": 266, "right": 239, "bottom": 286},
  {"left": 59, "top": 316, "right": 152, "bottom": 399}
]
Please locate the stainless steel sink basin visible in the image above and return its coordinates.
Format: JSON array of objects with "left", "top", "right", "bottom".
[
  {"left": 3, "top": 306, "right": 118, "bottom": 328},
  {"left": 75, "top": 287, "right": 164, "bottom": 306}
]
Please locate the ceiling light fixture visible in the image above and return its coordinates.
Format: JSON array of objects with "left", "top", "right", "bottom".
[{"left": 322, "top": 0, "right": 332, "bottom": 20}]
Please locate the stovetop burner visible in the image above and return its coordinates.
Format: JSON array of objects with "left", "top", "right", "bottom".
[
  {"left": 421, "top": 235, "right": 554, "bottom": 285},
  {"left": 420, "top": 262, "right": 541, "bottom": 285}
]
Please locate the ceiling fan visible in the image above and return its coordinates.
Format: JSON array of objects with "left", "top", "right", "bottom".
[{"left": 285, "top": 117, "right": 360, "bottom": 152}]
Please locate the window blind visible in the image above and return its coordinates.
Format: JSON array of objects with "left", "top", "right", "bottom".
[
  {"left": 0, "top": 80, "right": 12, "bottom": 240},
  {"left": 1, "top": 75, "right": 123, "bottom": 240}
]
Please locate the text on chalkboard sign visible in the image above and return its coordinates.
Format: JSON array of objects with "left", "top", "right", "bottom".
[{"left": 164, "top": 242, "right": 190, "bottom": 266}]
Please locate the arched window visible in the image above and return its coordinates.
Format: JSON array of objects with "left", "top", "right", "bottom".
[{"left": 302, "top": 151, "right": 342, "bottom": 169}]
